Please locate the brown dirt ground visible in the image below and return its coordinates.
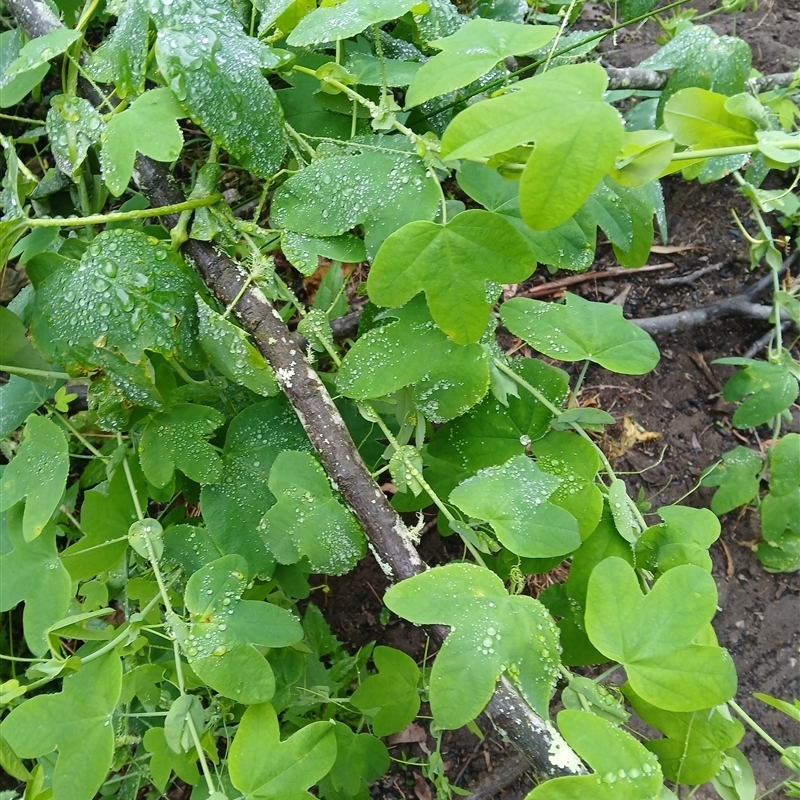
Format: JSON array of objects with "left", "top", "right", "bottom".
[{"left": 319, "top": 3, "right": 800, "bottom": 798}]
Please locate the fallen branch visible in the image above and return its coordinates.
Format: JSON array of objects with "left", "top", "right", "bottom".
[
  {"left": 467, "top": 754, "right": 531, "bottom": 800},
  {"left": 605, "top": 65, "right": 799, "bottom": 93},
  {"left": 522, "top": 262, "right": 675, "bottom": 298},
  {"left": 5, "top": 0, "right": 585, "bottom": 780}
]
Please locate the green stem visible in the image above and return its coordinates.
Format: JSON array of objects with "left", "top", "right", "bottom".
[
  {"left": 285, "top": 121, "right": 316, "bottom": 160},
  {"left": 571, "top": 360, "right": 590, "bottom": 404},
  {"left": 26, "top": 195, "right": 222, "bottom": 228},
  {"left": 670, "top": 140, "right": 800, "bottom": 162},
  {"left": 541, "top": 0, "right": 580, "bottom": 73},
  {"left": 431, "top": 167, "right": 447, "bottom": 225},
  {"left": 0, "top": 112, "right": 43, "bottom": 125},
  {"left": 728, "top": 699, "right": 787, "bottom": 756},
  {"left": 0, "top": 364, "right": 70, "bottom": 380},
  {"left": 51, "top": 408, "right": 105, "bottom": 458}
]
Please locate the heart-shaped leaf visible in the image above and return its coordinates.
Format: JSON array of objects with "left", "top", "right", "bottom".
[
  {"left": 287, "top": 0, "right": 418, "bottom": 45},
  {"left": 501, "top": 293, "right": 660, "bottom": 374},
  {"left": 384, "top": 563, "right": 560, "bottom": 727},
  {"left": 367, "top": 210, "right": 536, "bottom": 344}
]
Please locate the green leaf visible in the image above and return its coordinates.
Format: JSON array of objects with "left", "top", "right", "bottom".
[
  {"left": 769, "top": 433, "right": 800, "bottom": 497},
  {"left": 128, "top": 518, "right": 164, "bottom": 562},
  {"left": 531, "top": 431, "right": 603, "bottom": 540},
  {"left": 287, "top": 0, "right": 419, "bottom": 45},
  {"left": 586, "top": 558, "right": 737, "bottom": 711},
  {"left": 501, "top": 294, "right": 660, "bottom": 374},
  {"left": 271, "top": 148, "right": 439, "bottom": 259},
  {"left": 0, "top": 30, "right": 49, "bottom": 108},
  {"left": 85, "top": 0, "right": 149, "bottom": 98},
  {"left": 623, "top": 684, "right": 744, "bottom": 785},
  {"left": 526, "top": 709, "right": 663, "bottom": 800},
  {"left": 384, "top": 563, "right": 560, "bottom": 727},
  {"left": 228, "top": 703, "right": 337, "bottom": 799},
  {"left": 701, "top": 446, "right": 762, "bottom": 516},
  {"left": 761, "top": 489, "right": 800, "bottom": 546},
  {"left": 350, "top": 646, "right": 421, "bottom": 736},
  {"left": 716, "top": 358, "right": 799, "bottom": 428},
  {"left": 441, "top": 64, "right": 624, "bottom": 230},
  {"left": 152, "top": 0, "right": 288, "bottom": 177},
  {"left": 636, "top": 505, "right": 720, "bottom": 576},
  {"left": 0, "top": 376, "right": 58, "bottom": 434},
  {"left": 367, "top": 210, "right": 536, "bottom": 344},
  {"left": 345, "top": 53, "right": 420, "bottom": 88},
  {"left": 663, "top": 88, "right": 758, "bottom": 150},
  {"left": 200, "top": 398, "right": 311, "bottom": 578},
  {"left": 611, "top": 131, "right": 675, "bottom": 187},
  {"left": 450, "top": 455, "right": 580, "bottom": 558},
  {"left": 0, "top": 732, "right": 31, "bottom": 781},
  {"left": 0, "top": 655, "right": 122, "bottom": 800},
  {"left": 46, "top": 95, "right": 104, "bottom": 180},
  {"left": 712, "top": 748, "right": 756, "bottom": 800},
  {"left": 281, "top": 231, "right": 366, "bottom": 277},
  {"left": 163, "top": 523, "right": 223, "bottom": 575},
  {"left": 0, "top": 415, "right": 68, "bottom": 541},
  {"left": 0, "top": 506, "right": 71, "bottom": 656},
  {"left": 561, "top": 675, "right": 629, "bottom": 724},
  {"left": 139, "top": 404, "right": 225, "bottom": 488},
  {"left": 320, "top": 726, "right": 390, "bottom": 797},
  {"left": 164, "top": 694, "right": 204, "bottom": 753},
  {"left": 336, "top": 297, "right": 491, "bottom": 423},
  {"left": 0, "top": 306, "right": 52, "bottom": 381},
  {"left": 457, "top": 160, "right": 595, "bottom": 272},
  {"left": 143, "top": 727, "right": 200, "bottom": 792},
  {"left": 177, "top": 555, "right": 303, "bottom": 704},
  {"left": 260, "top": 451, "right": 365, "bottom": 575},
  {"left": 405, "top": 19, "right": 557, "bottom": 107},
  {"left": 101, "top": 89, "right": 185, "bottom": 196},
  {"left": 4, "top": 28, "right": 81, "bottom": 78},
  {"left": 196, "top": 296, "right": 278, "bottom": 396}
]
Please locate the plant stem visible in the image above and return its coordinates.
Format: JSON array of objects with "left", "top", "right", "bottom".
[
  {"left": 670, "top": 139, "right": 800, "bottom": 162},
  {"left": 26, "top": 195, "right": 222, "bottom": 228},
  {"left": 51, "top": 408, "right": 106, "bottom": 458},
  {"left": 0, "top": 364, "right": 70, "bottom": 380},
  {"left": 729, "top": 700, "right": 787, "bottom": 755}
]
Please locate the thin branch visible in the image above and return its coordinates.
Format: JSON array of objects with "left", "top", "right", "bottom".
[{"left": 605, "top": 65, "right": 799, "bottom": 93}]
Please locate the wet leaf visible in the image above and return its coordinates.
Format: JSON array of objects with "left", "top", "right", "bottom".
[
  {"left": 0, "top": 305, "right": 52, "bottom": 381},
  {"left": 405, "top": 19, "right": 557, "bottom": 107},
  {"left": 139, "top": 404, "right": 225, "bottom": 487},
  {"left": 229, "top": 702, "right": 337, "bottom": 797},
  {"left": 0, "top": 30, "right": 49, "bottom": 108},
  {"left": 368, "top": 210, "right": 536, "bottom": 344},
  {"left": 176, "top": 554, "right": 303, "bottom": 704},
  {"left": 663, "top": 88, "right": 757, "bottom": 150},
  {"left": 350, "top": 646, "right": 421, "bottom": 736},
  {"left": 260, "top": 451, "right": 365, "bottom": 575},
  {"left": 526, "top": 709, "right": 663, "bottom": 799},
  {"left": 143, "top": 727, "right": 200, "bottom": 792},
  {"left": 281, "top": 231, "right": 366, "bottom": 276},
  {"left": 450, "top": 455, "right": 581, "bottom": 558},
  {"left": 384, "top": 563, "right": 560, "bottom": 727},
  {"left": 501, "top": 293, "right": 660, "bottom": 374},
  {"left": 0, "top": 415, "right": 68, "bottom": 542},
  {"left": 716, "top": 358, "right": 799, "bottom": 428},
  {"left": 46, "top": 95, "right": 104, "bottom": 179},
  {"left": 336, "top": 297, "right": 491, "bottom": 423},
  {"left": 0, "top": 506, "right": 71, "bottom": 656},
  {"left": 586, "top": 558, "right": 738, "bottom": 711},
  {"left": 0, "top": 655, "right": 122, "bottom": 800},
  {"left": 200, "top": 398, "right": 311, "bottom": 578},
  {"left": 701, "top": 446, "right": 762, "bottom": 515},
  {"left": 4, "top": 28, "right": 81, "bottom": 79},
  {"left": 769, "top": 433, "right": 800, "bottom": 497},
  {"left": 636, "top": 506, "right": 720, "bottom": 576},
  {"left": 319, "top": 726, "right": 390, "bottom": 797},
  {"left": 196, "top": 296, "right": 278, "bottom": 396},
  {"left": 287, "top": 0, "right": 419, "bottom": 45},
  {"left": 271, "top": 149, "right": 439, "bottom": 258},
  {"left": 101, "top": 89, "right": 185, "bottom": 196}
]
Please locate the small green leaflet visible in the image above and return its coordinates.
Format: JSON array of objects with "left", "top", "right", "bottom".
[
  {"left": 86, "top": 0, "right": 149, "bottom": 98},
  {"left": 0, "top": 507, "right": 71, "bottom": 656},
  {"left": 46, "top": 95, "right": 104, "bottom": 179},
  {"left": 367, "top": 210, "right": 536, "bottom": 345},
  {"left": 350, "top": 646, "right": 421, "bottom": 736},
  {"left": 384, "top": 563, "right": 560, "bottom": 728},
  {"left": 31, "top": 228, "right": 202, "bottom": 391},
  {"left": 318, "top": 726, "right": 390, "bottom": 799},
  {"left": 200, "top": 398, "right": 311, "bottom": 578},
  {"left": 281, "top": 231, "right": 366, "bottom": 277},
  {"left": 0, "top": 305, "right": 52, "bottom": 381},
  {"left": 713, "top": 749, "right": 757, "bottom": 800},
  {"left": 164, "top": 694, "right": 204, "bottom": 753},
  {"left": 663, "top": 88, "right": 757, "bottom": 150},
  {"left": 271, "top": 149, "right": 439, "bottom": 259},
  {"left": 636, "top": 505, "right": 720, "bottom": 576},
  {"left": 228, "top": 703, "right": 337, "bottom": 799},
  {"left": 4, "top": 28, "right": 81, "bottom": 79},
  {"left": 142, "top": 727, "right": 200, "bottom": 791},
  {"left": 441, "top": 63, "right": 624, "bottom": 230},
  {"left": 561, "top": 675, "right": 629, "bottom": 724},
  {"left": 623, "top": 684, "right": 744, "bottom": 785},
  {"left": 0, "top": 415, "right": 68, "bottom": 542},
  {"left": 501, "top": 293, "right": 660, "bottom": 375},
  {"left": 260, "top": 451, "right": 365, "bottom": 576},
  {"left": 769, "top": 433, "right": 800, "bottom": 497},
  {"left": 716, "top": 357, "right": 799, "bottom": 428},
  {"left": 608, "top": 478, "right": 638, "bottom": 543},
  {"left": 0, "top": 654, "right": 122, "bottom": 800},
  {"left": 700, "top": 446, "right": 762, "bottom": 515},
  {"left": 287, "top": 0, "right": 418, "bottom": 45},
  {"left": 0, "top": 30, "right": 49, "bottom": 108},
  {"left": 405, "top": 19, "right": 557, "bottom": 107},
  {"left": 526, "top": 710, "right": 663, "bottom": 800},
  {"left": 336, "top": 298, "right": 490, "bottom": 423},
  {"left": 450, "top": 455, "right": 581, "bottom": 558},
  {"left": 586, "top": 558, "right": 738, "bottom": 711},
  {"left": 152, "top": 0, "right": 288, "bottom": 177},
  {"left": 139, "top": 404, "right": 225, "bottom": 488},
  {"left": 128, "top": 518, "right": 165, "bottom": 562},
  {"left": 176, "top": 555, "right": 304, "bottom": 704},
  {"left": 196, "top": 296, "right": 278, "bottom": 396},
  {"left": 101, "top": 89, "right": 185, "bottom": 196},
  {"left": 345, "top": 53, "right": 420, "bottom": 88}
]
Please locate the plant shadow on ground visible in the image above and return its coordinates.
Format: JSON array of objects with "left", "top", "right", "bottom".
[{"left": 317, "top": 3, "right": 800, "bottom": 794}]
